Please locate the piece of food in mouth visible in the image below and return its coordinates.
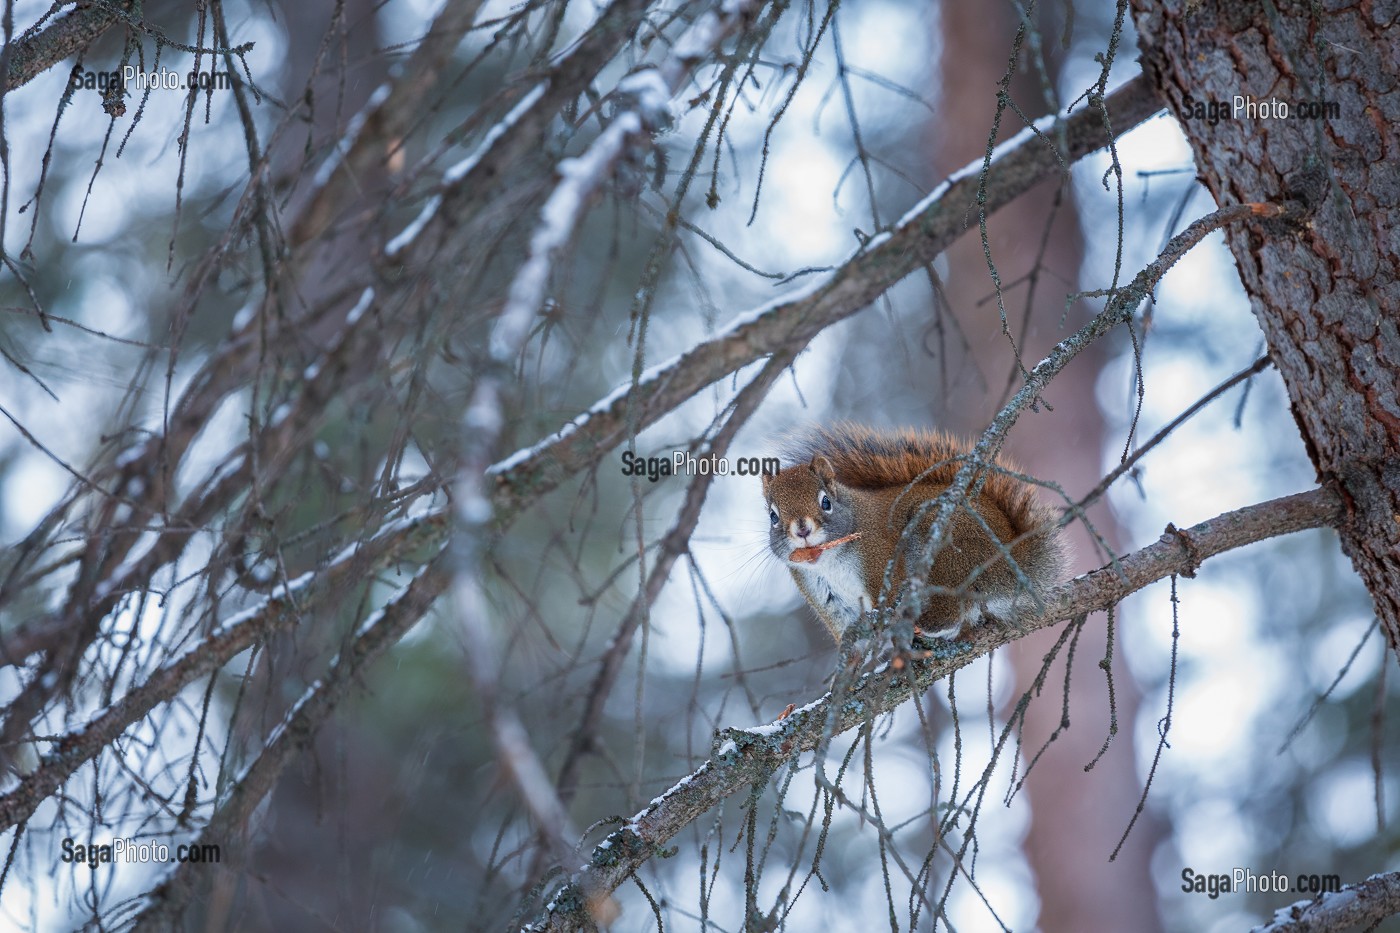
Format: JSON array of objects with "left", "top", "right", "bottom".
[{"left": 788, "top": 532, "right": 862, "bottom": 564}]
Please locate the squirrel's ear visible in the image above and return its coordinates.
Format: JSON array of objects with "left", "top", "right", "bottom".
[
  {"left": 761, "top": 470, "right": 773, "bottom": 495},
  {"left": 810, "top": 455, "right": 836, "bottom": 486}
]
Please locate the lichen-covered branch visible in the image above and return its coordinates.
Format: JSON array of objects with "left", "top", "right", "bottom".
[{"left": 3, "top": 1, "right": 134, "bottom": 91}]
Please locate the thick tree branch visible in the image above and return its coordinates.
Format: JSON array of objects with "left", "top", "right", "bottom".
[
  {"left": 485, "top": 73, "right": 1165, "bottom": 519},
  {"left": 523, "top": 486, "right": 1344, "bottom": 932},
  {"left": 1249, "top": 871, "right": 1400, "bottom": 933},
  {"left": 4, "top": 2, "right": 131, "bottom": 92}
]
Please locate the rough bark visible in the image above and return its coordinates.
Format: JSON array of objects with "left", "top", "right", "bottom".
[
  {"left": 2, "top": 1, "right": 134, "bottom": 90},
  {"left": 1131, "top": 0, "right": 1400, "bottom": 649}
]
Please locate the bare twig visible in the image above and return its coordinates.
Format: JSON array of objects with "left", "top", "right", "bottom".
[
  {"left": 1078, "top": 354, "right": 1273, "bottom": 511},
  {"left": 551, "top": 348, "right": 796, "bottom": 810},
  {"left": 129, "top": 551, "right": 451, "bottom": 930},
  {"left": 0, "top": 511, "right": 447, "bottom": 835}
]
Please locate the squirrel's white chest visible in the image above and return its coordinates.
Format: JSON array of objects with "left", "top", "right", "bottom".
[{"left": 792, "top": 553, "right": 874, "bottom": 627}]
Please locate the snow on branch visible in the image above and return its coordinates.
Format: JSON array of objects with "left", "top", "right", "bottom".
[
  {"left": 381, "top": 0, "right": 658, "bottom": 268},
  {"left": 485, "top": 74, "right": 1164, "bottom": 522},
  {"left": 1250, "top": 871, "right": 1400, "bottom": 933},
  {"left": 495, "top": 0, "right": 761, "bottom": 357}
]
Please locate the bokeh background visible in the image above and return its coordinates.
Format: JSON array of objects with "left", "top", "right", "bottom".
[{"left": 0, "top": 0, "right": 1391, "bottom": 930}]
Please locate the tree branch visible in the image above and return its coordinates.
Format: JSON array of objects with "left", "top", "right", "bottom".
[
  {"left": 485, "top": 73, "right": 1165, "bottom": 520},
  {"left": 523, "top": 486, "right": 1344, "bottom": 932},
  {"left": 1248, "top": 871, "right": 1400, "bottom": 933},
  {"left": 128, "top": 550, "right": 452, "bottom": 931},
  {"left": 904, "top": 201, "right": 1296, "bottom": 590},
  {"left": 451, "top": 0, "right": 768, "bottom": 887},
  {"left": 552, "top": 348, "right": 796, "bottom": 810},
  {"left": 4, "top": 2, "right": 132, "bottom": 92},
  {"left": 0, "top": 510, "right": 447, "bottom": 835}
]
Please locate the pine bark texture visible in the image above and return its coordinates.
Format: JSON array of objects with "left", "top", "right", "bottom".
[{"left": 1131, "top": 1, "right": 1400, "bottom": 646}]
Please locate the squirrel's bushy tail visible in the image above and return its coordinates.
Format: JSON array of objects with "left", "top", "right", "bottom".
[{"left": 784, "top": 422, "right": 1067, "bottom": 588}]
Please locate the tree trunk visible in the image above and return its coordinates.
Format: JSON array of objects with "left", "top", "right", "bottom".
[{"left": 1131, "top": 1, "right": 1400, "bottom": 649}]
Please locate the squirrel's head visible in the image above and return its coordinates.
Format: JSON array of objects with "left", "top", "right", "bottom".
[{"left": 762, "top": 455, "right": 851, "bottom": 560}]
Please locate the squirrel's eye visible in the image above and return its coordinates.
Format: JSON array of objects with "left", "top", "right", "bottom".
[
  {"left": 819, "top": 492, "right": 832, "bottom": 512},
  {"left": 768, "top": 507, "right": 779, "bottom": 526}
]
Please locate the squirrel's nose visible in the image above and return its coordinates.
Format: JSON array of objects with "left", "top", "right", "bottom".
[{"left": 794, "top": 519, "right": 812, "bottom": 538}]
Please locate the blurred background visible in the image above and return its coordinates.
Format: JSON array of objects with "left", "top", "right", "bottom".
[{"left": 0, "top": 0, "right": 1392, "bottom": 930}]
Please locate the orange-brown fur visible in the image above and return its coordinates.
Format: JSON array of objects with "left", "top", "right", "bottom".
[{"left": 762, "top": 424, "right": 1065, "bottom": 642}]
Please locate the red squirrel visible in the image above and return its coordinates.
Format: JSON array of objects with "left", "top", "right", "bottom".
[{"left": 762, "top": 424, "right": 1066, "bottom": 642}]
